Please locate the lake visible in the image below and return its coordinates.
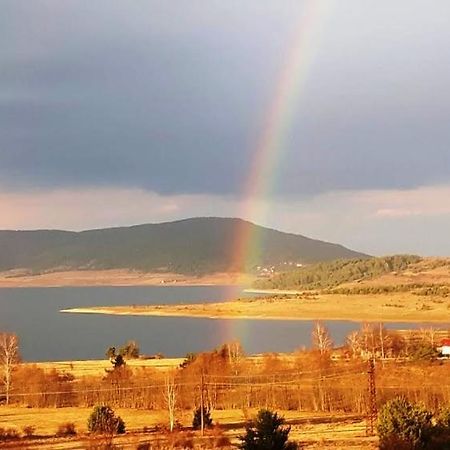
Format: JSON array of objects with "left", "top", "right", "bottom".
[{"left": 0, "top": 285, "right": 447, "bottom": 361}]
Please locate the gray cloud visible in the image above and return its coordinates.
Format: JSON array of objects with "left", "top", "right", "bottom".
[{"left": 1, "top": 0, "right": 450, "bottom": 196}]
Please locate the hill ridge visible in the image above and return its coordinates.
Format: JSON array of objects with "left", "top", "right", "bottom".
[{"left": 0, "top": 217, "right": 368, "bottom": 275}]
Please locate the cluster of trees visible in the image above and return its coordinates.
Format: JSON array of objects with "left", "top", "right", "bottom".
[
  {"left": 2, "top": 324, "right": 450, "bottom": 414},
  {"left": 2, "top": 325, "right": 450, "bottom": 415},
  {"left": 327, "top": 283, "right": 450, "bottom": 296},
  {"left": 378, "top": 397, "right": 450, "bottom": 449},
  {"left": 309, "top": 320, "right": 444, "bottom": 361},
  {"left": 106, "top": 340, "right": 140, "bottom": 369},
  {"left": 343, "top": 323, "right": 446, "bottom": 361},
  {"left": 0, "top": 346, "right": 446, "bottom": 418},
  {"left": 254, "top": 255, "right": 422, "bottom": 290}
]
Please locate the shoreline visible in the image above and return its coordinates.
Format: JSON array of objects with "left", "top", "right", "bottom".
[
  {"left": 0, "top": 269, "right": 254, "bottom": 288},
  {"left": 60, "top": 293, "right": 450, "bottom": 323},
  {"left": 243, "top": 288, "right": 306, "bottom": 295}
]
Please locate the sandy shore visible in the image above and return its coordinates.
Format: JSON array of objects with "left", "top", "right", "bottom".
[
  {"left": 0, "top": 269, "right": 254, "bottom": 288},
  {"left": 60, "top": 292, "right": 450, "bottom": 323}
]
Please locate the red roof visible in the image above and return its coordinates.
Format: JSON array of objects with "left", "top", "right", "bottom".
[{"left": 441, "top": 339, "right": 450, "bottom": 346}]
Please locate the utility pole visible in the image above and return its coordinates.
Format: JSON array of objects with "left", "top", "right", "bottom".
[
  {"left": 200, "top": 371, "right": 204, "bottom": 436},
  {"left": 366, "top": 358, "right": 377, "bottom": 436}
]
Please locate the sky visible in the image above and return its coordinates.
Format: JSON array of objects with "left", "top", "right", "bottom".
[{"left": 1, "top": 0, "right": 450, "bottom": 256}]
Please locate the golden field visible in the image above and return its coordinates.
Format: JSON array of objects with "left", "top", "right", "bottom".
[
  {"left": 0, "top": 406, "right": 375, "bottom": 449},
  {"left": 60, "top": 291, "right": 450, "bottom": 323},
  {"left": 0, "top": 269, "right": 254, "bottom": 288}
]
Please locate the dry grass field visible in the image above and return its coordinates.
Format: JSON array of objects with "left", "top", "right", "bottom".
[
  {"left": 26, "top": 358, "right": 184, "bottom": 378},
  {"left": 0, "top": 269, "right": 253, "bottom": 288},
  {"left": 61, "top": 291, "right": 450, "bottom": 323},
  {"left": 0, "top": 406, "right": 377, "bottom": 449}
]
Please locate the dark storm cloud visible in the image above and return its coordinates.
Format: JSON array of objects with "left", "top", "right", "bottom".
[{"left": 1, "top": 0, "right": 450, "bottom": 196}]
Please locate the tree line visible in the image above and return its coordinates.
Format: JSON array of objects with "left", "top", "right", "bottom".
[
  {"left": 254, "top": 255, "right": 423, "bottom": 290},
  {"left": 2, "top": 323, "right": 450, "bottom": 416}
]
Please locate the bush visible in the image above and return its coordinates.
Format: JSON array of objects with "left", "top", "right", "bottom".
[
  {"left": 168, "top": 431, "right": 194, "bottom": 449},
  {"left": 87, "top": 405, "right": 126, "bottom": 435},
  {"left": 208, "top": 426, "right": 231, "bottom": 448},
  {"left": 136, "top": 443, "right": 150, "bottom": 450},
  {"left": 56, "top": 422, "right": 77, "bottom": 437},
  {"left": 22, "top": 425, "right": 36, "bottom": 437},
  {"left": 119, "top": 340, "right": 140, "bottom": 359},
  {"left": 192, "top": 406, "right": 213, "bottom": 430},
  {"left": 215, "top": 435, "right": 232, "bottom": 447},
  {"left": 239, "top": 409, "right": 298, "bottom": 450},
  {"left": 437, "top": 407, "right": 450, "bottom": 430},
  {"left": 378, "top": 397, "right": 433, "bottom": 450},
  {"left": 0, "top": 427, "right": 20, "bottom": 441},
  {"left": 409, "top": 342, "right": 439, "bottom": 361}
]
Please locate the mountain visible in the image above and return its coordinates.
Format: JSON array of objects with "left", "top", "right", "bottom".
[{"left": 0, "top": 217, "right": 369, "bottom": 275}]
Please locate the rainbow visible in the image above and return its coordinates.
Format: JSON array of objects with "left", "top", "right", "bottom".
[
  {"left": 231, "top": 0, "right": 333, "bottom": 273},
  {"left": 220, "top": 1, "right": 333, "bottom": 345}
]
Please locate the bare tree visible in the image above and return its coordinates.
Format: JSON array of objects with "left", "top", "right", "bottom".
[
  {"left": 227, "top": 340, "right": 244, "bottom": 374},
  {"left": 163, "top": 371, "right": 177, "bottom": 432},
  {"left": 0, "top": 333, "right": 19, "bottom": 405},
  {"left": 419, "top": 327, "right": 438, "bottom": 349},
  {"left": 360, "top": 323, "right": 376, "bottom": 359},
  {"left": 312, "top": 322, "right": 333, "bottom": 355},
  {"left": 346, "top": 331, "right": 361, "bottom": 358}
]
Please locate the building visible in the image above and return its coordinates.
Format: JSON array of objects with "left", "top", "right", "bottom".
[{"left": 439, "top": 338, "right": 450, "bottom": 357}]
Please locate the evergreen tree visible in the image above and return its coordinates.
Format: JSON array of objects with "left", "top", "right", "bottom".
[{"left": 239, "top": 409, "right": 298, "bottom": 450}]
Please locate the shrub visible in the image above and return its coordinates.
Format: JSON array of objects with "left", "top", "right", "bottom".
[
  {"left": 119, "top": 340, "right": 140, "bottom": 359},
  {"left": 410, "top": 342, "right": 439, "bottom": 361},
  {"left": 56, "top": 422, "right": 77, "bottom": 437},
  {"left": 378, "top": 397, "right": 433, "bottom": 450},
  {"left": 192, "top": 406, "right": 213, "bottom": 430},
  {"left": 437, "top": 407, "right": 450, "bottom": 430},
  {"left": 239, "top": 409, "right": 298, "bottom": 450},
  {"left": 208, "top": 426, "right": 231, "bottom": 448},
  {"left": 87, "top": 405, "right": 126, "bottom": 435},
  {"left": 215, "top": 435, "right": 232, "bottom": 447},
  {"left": 22, "top": 425, "right": 36, "bottom": 437},
  {"left": 168, "top": 431, "right": 194, "bottom": 449},
  {"left": 136, "top": 443, "right": 150, "bottom": 450},
  {"left": 0, "top": 427, "right": 20, "bottom": 441}
]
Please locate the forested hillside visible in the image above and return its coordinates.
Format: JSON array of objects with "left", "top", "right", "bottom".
[
  {"left": 0, "top": 217, "right": 367, "bottom": 275},
  {"left": 254, "top": 255, "right": 422, "bottom": 290}
]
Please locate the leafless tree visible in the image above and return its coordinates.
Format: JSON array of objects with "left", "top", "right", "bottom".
[
  {"left": 163, "top": 370, "right": 177, "bottom": 432},
  {"left": 312, "top": 322, "right": 333, "bottom": 355},
  {"left": 227, "top": 340, "right": 244, "bottom": 374},
  {"left": 420, "top": 327, "right": 438, "bottom": 349},
  {"left": 346, "top": 331, "right": 361, "bottom": 358},
  {"left": 0, "top": 333, "right": 19, "bottom": 405},
  {"left": 360, "top": 323, "right": 376, "bottom": 359}
]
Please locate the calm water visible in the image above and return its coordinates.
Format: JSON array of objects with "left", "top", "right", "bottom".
[{"left": 0, "top": 286, "right": 448, "bottom": 361}]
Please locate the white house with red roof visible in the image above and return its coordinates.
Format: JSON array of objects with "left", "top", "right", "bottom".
[{"left": 439, "top": 338, "right": 450, "bottom": 357}]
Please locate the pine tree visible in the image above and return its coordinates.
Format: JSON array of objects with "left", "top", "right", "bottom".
[{"left": 239, "top": 409, "right": 298, "bottom": 450}]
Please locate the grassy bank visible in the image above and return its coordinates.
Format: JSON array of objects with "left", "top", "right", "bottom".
[{"left": 61, "top": 291, "right": 450, "bottom": 323}]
